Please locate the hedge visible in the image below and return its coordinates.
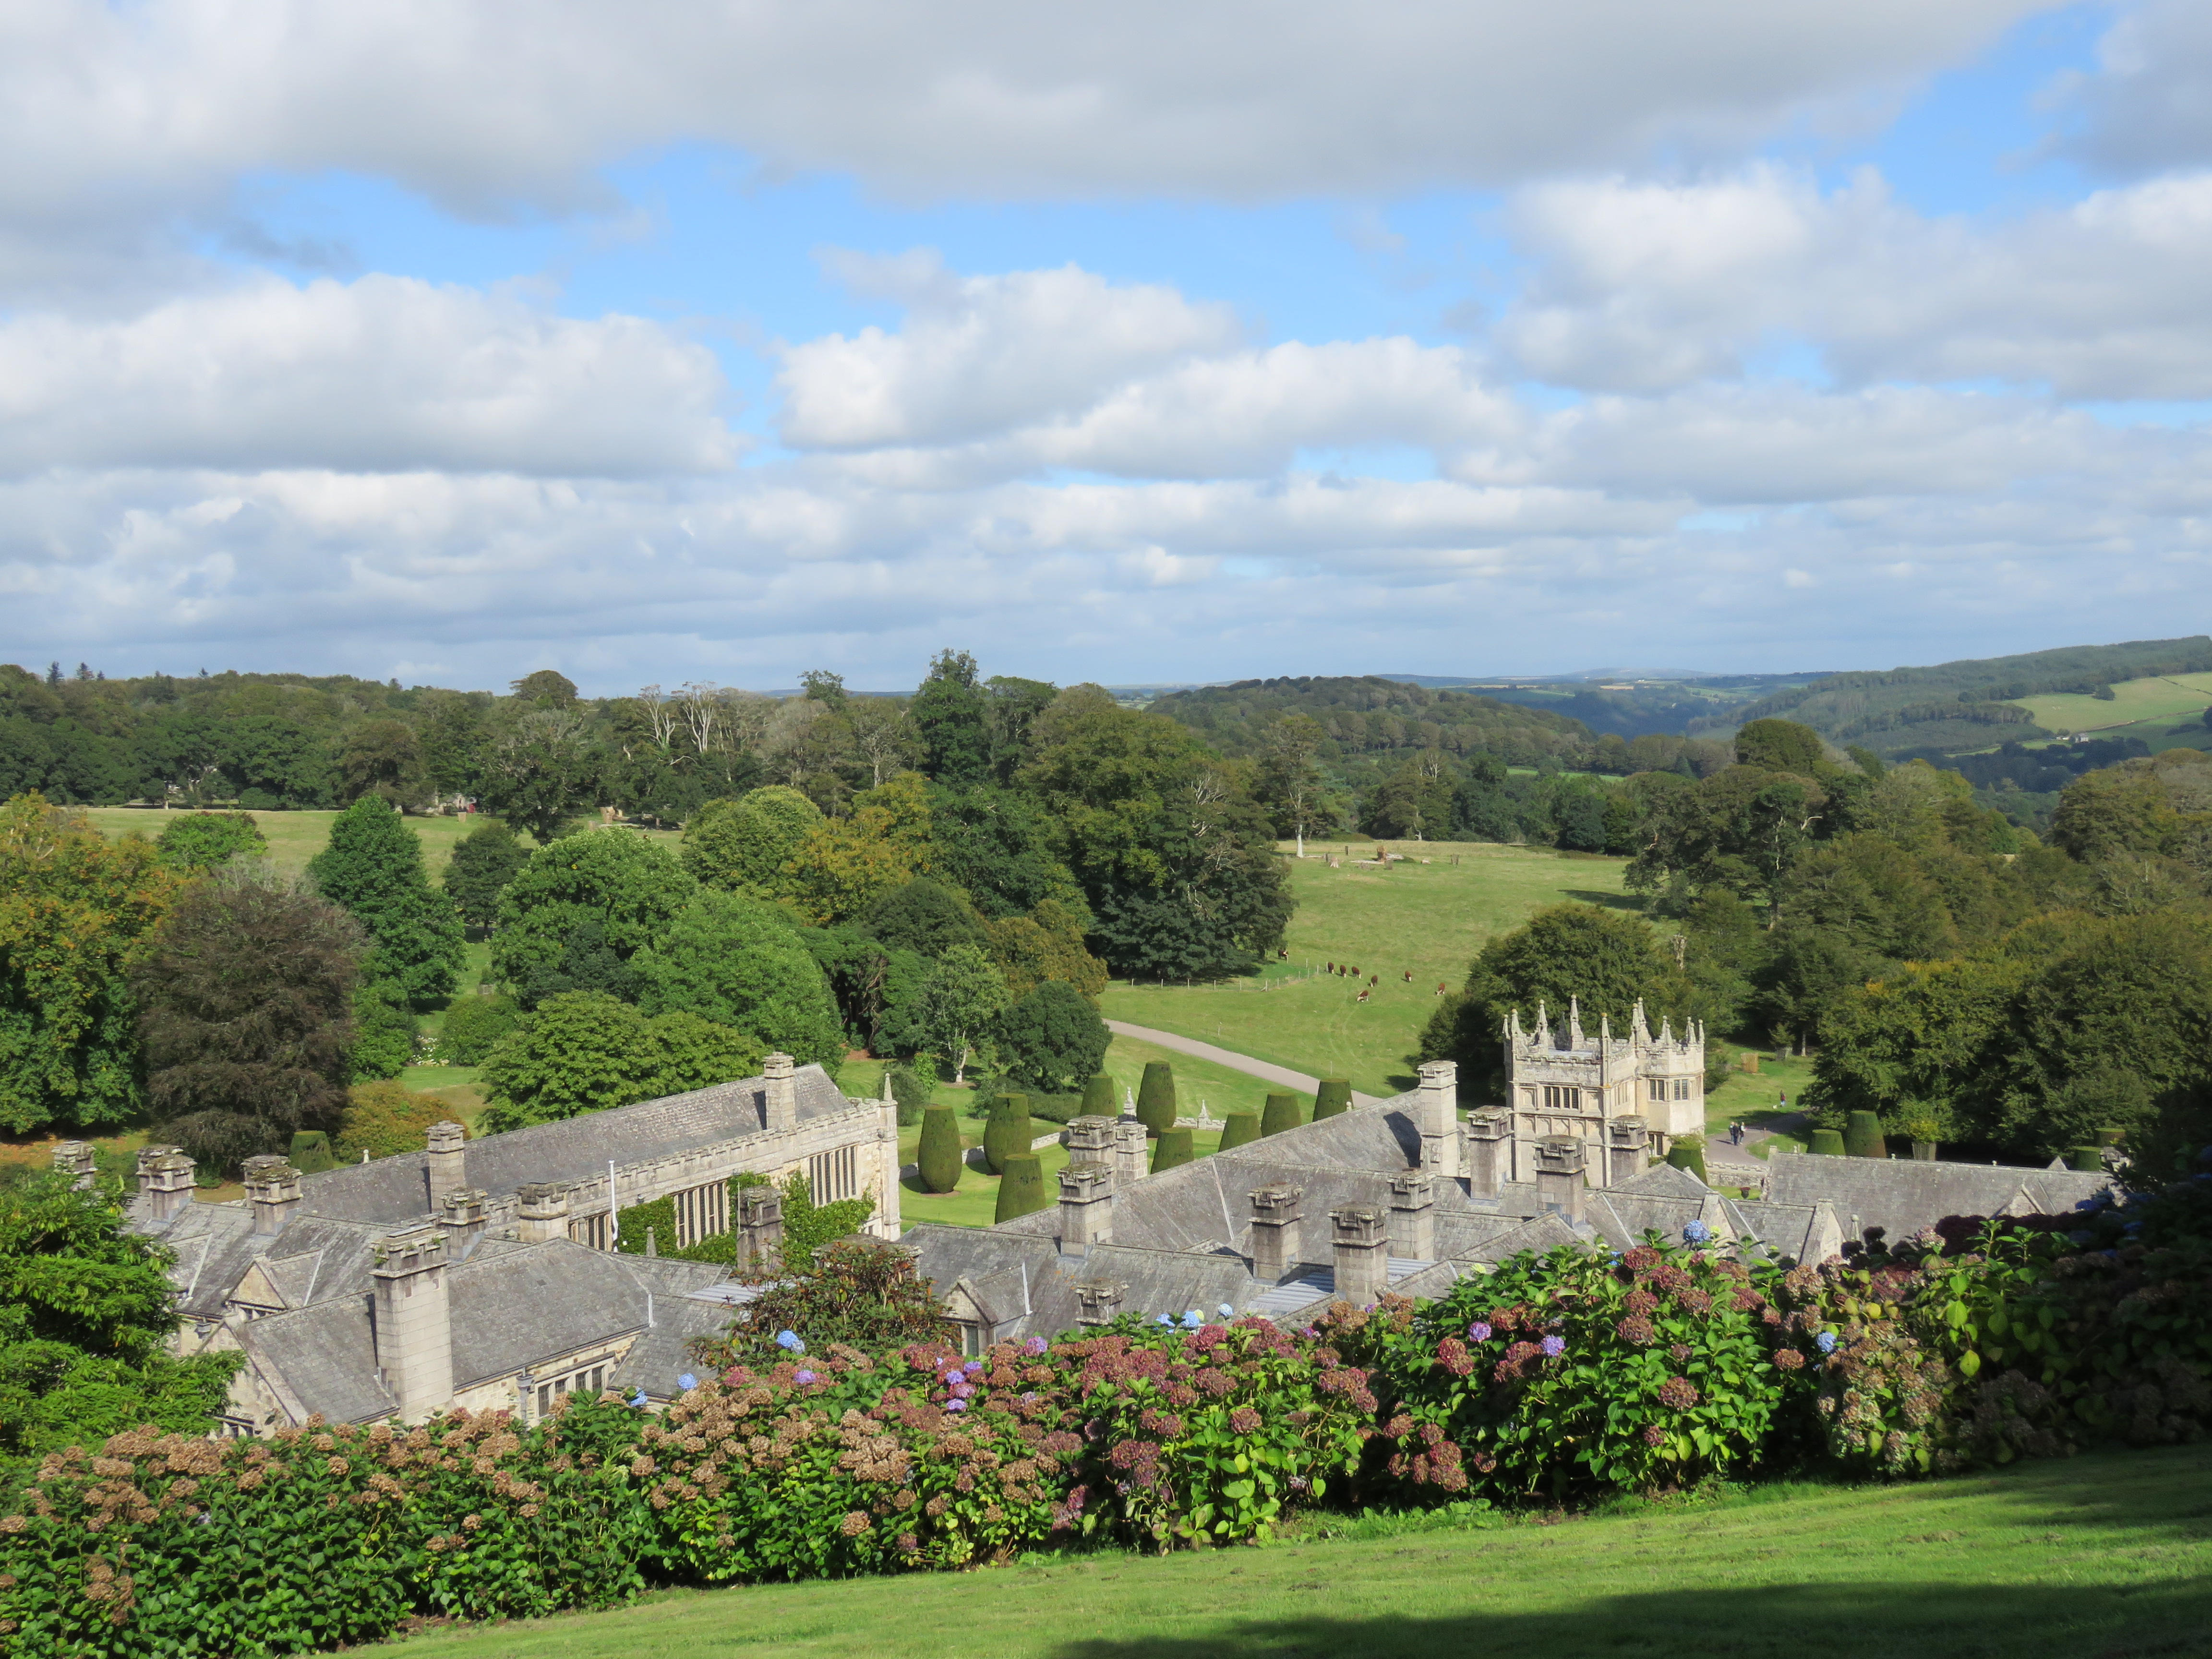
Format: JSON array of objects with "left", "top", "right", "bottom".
[{"left": 1135, "top": 1063, "right": 1176, "bottom": 1140}]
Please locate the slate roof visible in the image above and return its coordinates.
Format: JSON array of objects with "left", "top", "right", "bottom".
[
  {"left": 1763, "top": 1154, "right": 2112, "bottom": 1242},
  {"left": 235, "top": 1241, "right": 728, "bottom": 1424},
  {"left": 282, "top": 1063, "right": 856, "bottom": 1227}
]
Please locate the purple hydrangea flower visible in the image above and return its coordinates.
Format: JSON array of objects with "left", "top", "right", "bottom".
[
  {"left": 1155, "top": 1314, "right": 1174, "bottom": 1326},
  {"left": 794, "top": 1369, "right": 818, "bottom": 1384},
  {"left": 963, "top": 1359, "right": 984, "bottom": 1376},
  {"left": 630, "top": 1390, "right": 649, "bottom": 1407},
  {"left": 1815, "top": 1331, "right": 1838, "bottom": 1355},
  {"left": 1025, "top": 1335, "right": 1048, "bottom": 1355},
  {"left": 1540, "top": 1335, "right": 1566, "bottom": 1359},
  {"left": 677, "top": 1373, "right": 698, "bottom": 1391},
  {"left": 1683, "top": 1220, "right": 1713, "bottom": 1246},
  {"left": 1467, "top": 1321, "right": 1493, "bottom": 1343},
  {"left": 946, "top": 1397, "right": 969, "bottom": 1412},
  {"left": 775, "top": 1330, "right": 805, "bottom": 1353}
]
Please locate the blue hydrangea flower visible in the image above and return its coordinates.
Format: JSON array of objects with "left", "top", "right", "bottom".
[
  {"left": 2068, "top": 1230, "right": 2094, "bottom": 1245},
  {"left": 1815, "top": 1331, "right": 1838, "bottom": 1355},
  {"left": 630, "top": 1390, "right": 649, "bottom": 1407},
  {"left": 1683, "top": 1219, "right": 1713, "bottom": 1246},
  {"left": 1025, "top": 1334, "right": 1048, "bottom": 1355},
  {"left": 1155, "top": 1313, "right": 1174, "bottom": 1326},
  {"left": 677, "top": 1372, "right": 698, "bottom": 1391},
  {"left": 775, "top": 1330, "right": 805, "bottom": 1353},
  {"left": 1217, "top": 1303, "right": 1236, "bottom": 1318},
  {"left": 1467, "top": 1321, "right": 1493, "bottom": 1342},
  {"left": 795, "top": 1368, "right": 817, "bottom": 1384},
  {"left": 945, "top": 1397, "right": 969, "bottom": 1412},
  {"left": 1540, "top": 1335, "right": 1565, "bottom": 1358},
  {"left": 1181, "top": 1310, "right": 1203, "bottom": 1328}
]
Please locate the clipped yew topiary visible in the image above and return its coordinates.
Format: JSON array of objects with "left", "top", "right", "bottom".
[
  {"left": 1810, "top": 1127, "right": 1846, "bottom": 1156},
  {"left": 1665, "top": 1134, "right": 1707, "bottom": 1181},
  {"left": 1135, "top": 1060, "right": 1178, "bottom": 1139},
  {"left": 288, "top": 1131, "right": 335, "bottom": 1174},
  {"left": 2068, "top": 1144, "right": 2105, "bottom": 1173},
  {"left": 1082, "top": 1073, "right": 1117, "bottom": 1117},
  {"left": 1844, "top": 1110, "right": 1887, "bottom": 1159},
  {"left": 1312, "top": 1078, "right": 1353, "bottom": 1120},
  {"left": 1261, "top": 1091, "right": 1302, "bottom": 1137},
  {"left": 983, "top": 1093, "right": 1031, "bottom": 1175},
  {"left": 1217, "top": 1111, "right": 1261, "bottom": 1150},
  {"left": 917, "top": 1106, "right": 963, "bottom": 1193},
  {"left": 994, "top": 1152, "right": 1048, "bottom": 1222},
  {"left": 1151, "top": 1127, "right": 1194, "bottom": 1174}
]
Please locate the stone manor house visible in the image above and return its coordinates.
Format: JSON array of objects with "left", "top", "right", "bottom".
[{"left": 86, "top": 1001, "right": 2113, "bottom": 1432}]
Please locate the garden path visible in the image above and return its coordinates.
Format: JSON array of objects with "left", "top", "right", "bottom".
[{"left": 1103, "top": 1021, "right": 1390, "bottom": 1109}]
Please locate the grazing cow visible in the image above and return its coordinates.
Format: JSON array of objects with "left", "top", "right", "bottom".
[{"left": 1356, "top": 987, "right": 1371, "bottom": 1004}]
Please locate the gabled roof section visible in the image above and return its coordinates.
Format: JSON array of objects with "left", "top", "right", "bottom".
[{"left": 1764, "top": 1155, "right": 2111, "bottom": 1243}]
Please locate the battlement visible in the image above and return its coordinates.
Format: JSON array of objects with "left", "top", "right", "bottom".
[{"left": 1504, "top": 998, "right": 1704, "bottom": 1061}]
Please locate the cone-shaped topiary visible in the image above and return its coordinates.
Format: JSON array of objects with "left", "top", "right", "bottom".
[
  {"left": 288, "top": 1130, "right": 336, "bottom": 1174},
  {"left": 994, "top": 1153, "right": 1048, "bottom": 1222},
  {"left": 1217, "top": 1111, "right": 1261, "bottom": 1151},
  {"left": 1082, "top": 1074, "right": 1117, "bottom": 1118},
  {"left": 1810, "top": 1127, "right": 1846, "bottom": 1156},
  {"left": 917, "top": 1106, "right": 963, "bottom": 1193},
  {"left": 2067, "top": 1144, "right": 2105, "bottom": 1173},
  {"left": 1151, "top": 1128, "right": 1194, "bottom": 1174},
  {"left": 1844, "top": 1110, "right": 1887, "bottom": 1159},
  {"left": 982, "top": 1093, "right": 1031, "bottom": 1176},
  {"left": 1664, "top": 1134, "right": 1707, "bottom": 1182},
  {"left": 1261, "top": 1091, "right": 1302, "bottom": 1136},
  {"left": 1136, "top": 1061, "right": 1178, "bottom": 1139},
  {"left": 1312, "top": 1078, "right": 1353, "bottom": 1120}
]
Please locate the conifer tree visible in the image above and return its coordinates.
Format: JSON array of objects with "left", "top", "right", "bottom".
[
  {"left": 982, "top": 1093, "right": 1031, "bottom": 1176},
  {"left": 1261, "top": 1091, "right": 1302, "bottom": 1136},
  {"left": 917, "top": 1105, "right": 963, "bottom": 1193},
  {"left": 1217, "top": 1111, "right": 1260, "bottom": 1150},
  {"left": 1312, "top": 1078, "right": 1353, "bottom": 1120},
  {"left": 1150, "top": 1128, "right": 1194, "bottom": 1173},
  {"left": 309, "top": 796, "right": 464, "bottom": 1005},
  {"left": 1135, "top": 1060, "right": 1177, "bottom": 1139},
  {"left": 993, "top": 1152, "right": 1048, "bottom": 1221}
]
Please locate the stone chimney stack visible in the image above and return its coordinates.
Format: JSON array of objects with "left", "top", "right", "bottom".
[
  {"left": 440, "top": 1187, "right": 490, "bottom": 1257},
  {"left": 51, "top": 1141, "right": 96, "bottom": 1190},
  {"left": 1248, "top": 1183, "right": 1304, "bottom": 1282},
  {"left": 1388, "top": 1171, "right": 1435, "bottom": 1260},
  {"left": 425, "top": 1121, "right": 467, "bottom": 1212},
  {"left": 1075, "top": 1279, "right": 1128, "bottom": 1327},
  {"left": 1112, "top": 1116, "right": 1149, "bottom": 1188},
  {"left": 1330, "top": 1204, "right": 1390, "bottom": 1305},
  {"left": 372, "top": 1231, "right": 454, "bottom": 1423},
  {"left": 1463, "top": 1111, "right": 1512, "bottom": 1197},
  {"left": 737, "top": 1184, "right": 784, "bottom": 1269},
  {"left": 1066, "top": 1115, "right": 1115, "bottom": 1166},
  {"left": 1058, "top": 1162, "right": 1115, "bottom": 1255},
  {"left": 1606, "top": 1117, "right": 1649, "bottom": 1188},
  {"left": 516, "top": 1181, "right": 572, "bottom": 1244},
  {"left": 762, "top": 1053, "right": 798, "bottom": 1132},
  {"left": 1417, "top": 1061, "right": 1460, "bottom": 1180},
  {"left": 243, "top": 1156, "right": 302, "bottom": 1238},
  {"left": 1534, "top": 1136, "right": 1587, "bottom": 1223},
  {"left": 136, "top": 1146, "right": 196, "bottom": 1225}
]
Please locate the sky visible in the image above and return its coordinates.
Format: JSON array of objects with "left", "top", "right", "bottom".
[{"left": 3, "top": 0, "right": 2212, "bottom": 696}]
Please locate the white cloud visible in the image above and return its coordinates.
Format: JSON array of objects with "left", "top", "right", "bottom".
[
  {"left": 2064, "top": 0, "right": 2212, "bottom": 176},
  {"left": 1496, "top": 165, "right": 2212, "bottom": 399},
  {"left": 0, "top": 276, "right": 733, "bottom": 476}
]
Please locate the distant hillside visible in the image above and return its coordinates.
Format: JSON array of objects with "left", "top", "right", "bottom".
[
  {"left": 1692, "top": 637, "right": 2212, "bottom": 757},
  {"left": 1150, "top": 675, "right": 1595, "bottom": 764}
]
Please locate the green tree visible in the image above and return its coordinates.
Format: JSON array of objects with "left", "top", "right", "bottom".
[
  {"left": 336, "top": 718, "right": 430, "bottom": 811},
  {"left": 152, "top": 811, "right": 264, "bottom": 872},
  {"left": 909, "top": 649, "right": 991, "bottom": 786},
  {"left": 915, "top": 943, "right": 1007, "bottom": 1083},
  {"left": 309, "top": 795, "right": 465, "bottom": 1005},
  {"left": 0, "top": 1174, "right": 240, "bottom": 1461},
  {"left": 860, "top": 877, "right": 991, "bottom": 958},
  {"left": 1734, "top": 718, "right": 1830, "bottom": 776},
  {"left": 477, "top": 709, "right": 600, "bottom": 844},
  {"left": 491, "top": 829, "right": 696, "bottom": 992},
  {"left": 981, "top": 1093, "right": 1030, "bottom": 1176},
  {"left": 132, "top": 864, "right": 360, "bottom": 1167},
  {"left": 1135, "top": 1059, "right": 1177, "bottom": 1138},
  {"left": 915, "top": 1104, "right": 962, "bottom": 1192},
  {"left": 995, "top": 978, "right": 1109, "bottom": 1094},
  {"left": 416, "top": 691, "right": 488, "bottom": 799},
  {"left": 925, "top": 783, "right": 1084, "bottom": 918},
  {"left": 478, "top": 990, "right": 763, "bottom": 1130},
  {"left": 681, "top": 785, "right": 824, "bottom": 899},
  {"left": 2051, "top": 767, "right": 2178, "bottom": 862},
  {"left": 798, "top": 669, "right": 849, "bottom": 709},
  {"left": 1364, "top": 752, "right": 1457, "bottom": 840},
  {"left": 1253, "top": 714, "right": 1335, "bottom": 855},
  {"left": 442, "top": 819, "right": 528, "bottom": 929},
  {"left": 0, "top": 795, "right": 181, "bottom": 1133},
  {"left": 779, "top": 775, "right": 934, "bottom": 924},
  {"left": 1421, "top": 903, "right": 1696, "bottom": 1099},
  {"left": 510, "top": 669, "right": 580, "bottom": 709},
  {"left": 630, "top": 890, "right": 847, "bottom": 1067},
  {"left": 1627, "top": 765, "right": 1832, "bottom": 919}
]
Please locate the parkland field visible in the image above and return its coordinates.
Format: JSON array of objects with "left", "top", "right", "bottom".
[{"left": 381, "top": 1443, "right": 2212, "bottom": 1659}]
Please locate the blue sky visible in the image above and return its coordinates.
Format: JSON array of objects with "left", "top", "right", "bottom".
[{"left": 3, "top": 0, "right": 2210, "bottom": 694}]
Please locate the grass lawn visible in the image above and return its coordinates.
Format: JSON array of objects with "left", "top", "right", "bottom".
[
  {"left": 1705, "top": 1051, "right": 1818, "bottom": 1157},
  {"left": 385, "top": 1443, "right": 2212, "bottom": 1659},
  {"left": 1100, "top": 842, "right": 1633, "bottom": 1097},
  {"left": 2012, "top": 671, "right": 2212, "bottom": 737}
]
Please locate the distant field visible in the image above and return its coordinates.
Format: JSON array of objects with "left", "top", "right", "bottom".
[
  {"left": 71, "top": 807, "right": 683, "bottom": 881},
  {"left": 386, "top": 1443, "right": 2212, "bottom": 1659},
  {"left": 1100, "top": 843, "right": 1635, "bottom": 1096},
  {"left": 2011, "top": 671, "right": 2212, "bottom": 737}
]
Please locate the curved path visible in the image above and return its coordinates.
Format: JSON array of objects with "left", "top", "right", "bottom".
[{"left": 1105, "top": 1020, "right": 1390, "bottom": 1109}]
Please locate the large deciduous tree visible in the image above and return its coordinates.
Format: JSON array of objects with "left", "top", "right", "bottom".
[
  {"left": 490, "top": 829, "right": 696, "bottom": 993},
  {"left": 308, "top": 795, "right": 465, "bottom": 1006},
  {"left": 152, "top": 811, "right": 265, "bottom": 872},
  {"left": 995, "top": 978, "right": 1110, "bottom": 1094},
  {"left": 477, "top": 990, "right": 764, "bottom": 1130},
  {"left": 916, "top": 943, "right": 1008, "bottom": 1084},
  {"left": 476, "top": 710, "right": 600, "bottom": 845},
  {"left": 132, "top": 865, "right": 360, "bottom": 1170},
  {"left": 442, "top": 818, "right": 528, "bottom": 930},
  {"left": 909, "top": 649, "right": 991, "bottom": 786},
  {"left": 0, "top": 794, "right": 181, "bottom": 1134},
  {"left": 681, "top": 785, "right": 823, "bottom": 899},
  {"left": 337, "top": 719, "right": 431, "bottom": 811},
  {"left": 630, "top": 890, "right": 847, "bottom": 1067}
]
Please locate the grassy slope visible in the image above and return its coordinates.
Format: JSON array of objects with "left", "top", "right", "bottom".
[
  {"left": 1100, "top": 843, "right": 1633, "bottom": 1096},
  {"left": 387, "top": 1444, "right": 2212, "bottom": 1659},
  {"left": 2012, "top": 671, "right": 2212, "bottom": 737}
]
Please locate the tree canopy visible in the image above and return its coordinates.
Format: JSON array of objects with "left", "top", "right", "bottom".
[{"left": 308, "top": 795, "right": 464, "bottom": 1005}]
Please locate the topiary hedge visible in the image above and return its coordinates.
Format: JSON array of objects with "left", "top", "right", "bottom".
[
  {"left": 994, "top": 1153, "right": 1048, "bottom": 1223},
  {"left": 1217, "top": 1111, "right": 1260, "bottom": 1151},
  {"left": 1135, "top": 1062, "right": 1177, "bottom": 1139},
  {"left": 1260, "top": 1091, "right": 1302, "bottom": 1137},
  {"left": 916, "top": 1106, "right": 962, "bottom": 1193},
  {"left": 982, "top": 1094, "right": 1031, "bottom": 1176},
  {"left": 1844, "top": 1110, "right": 1887, "bottom": 1159},
  {"left": 1312, "top": 1078, "right": 1353, "bottom": 1120},
  {"left": 1150, "top": 1128, "right": 1193, "bottom": 1174}
]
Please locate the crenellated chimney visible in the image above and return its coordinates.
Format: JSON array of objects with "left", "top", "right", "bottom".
[
  {"left": 440, "top": 1186, "right": 489, "bottom": 1257},
  {"left": 1330, "top": 1204, "right": 1389, "bottom": 1306},
  {"left": 1416, "top": 1061, "right": 1460, "bottom": 1180},
  {"left": 51, "top": 1141, "right": 96, "bottom": 1190},
  {"left": 135, "top": 1146, "right": 196, "bottom": 1225},
  {"left": 1057, "top": 1162, "right": 1115, "bottom": 1254},
  {"left": 243, "top": 1156, "right": 302, "bottom": 1238},
  {"left": 1463, "top": 1110, "right": 1512, "bottom": 1197},
  {"left": 1607, "top": 1117, "right": 1649, "bottom": 1188},
  {"left": 1388, "top": 1171, "right": 1435, "bottom": 1261},
  {"left": 1075, "top": 1279, "right": 1128, "bottom": 1327},
  {"left": 737, "top": 1183, "right": 784, "bottom": 1269},
  {"left": 372, "top": 1230, "right": 454, "bottom": 1423},
  {"left": 516, "top": 1181, "right": 571, "bottom": 1244},
  {"left": 762, "top": 1053, "right": 798, "bottom": 1132},
  {"left": 1248, "top": 1183, "right": 1304, "bottom": 1282},
  {"left": 1534, "top": 1136, "right": 1587, "bottom": 1223},
  {"left": 425, "top": 1120, "right": 467, "bottom": 1212}
]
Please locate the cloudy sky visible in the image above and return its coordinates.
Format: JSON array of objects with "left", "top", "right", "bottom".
[{"left": 4, "top": 0, "right": 2210, "bottom": 693}]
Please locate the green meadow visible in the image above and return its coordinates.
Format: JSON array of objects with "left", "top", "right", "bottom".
[
  {"left": 2010, "top": 671, "right": 2212, "bottom": 738},
  {"left": 1100, "top": 842, "right": 1634, "bottom": 1096},
  {"left": 382, "top": 1443, "right": 2212, "bottom": 1659}
]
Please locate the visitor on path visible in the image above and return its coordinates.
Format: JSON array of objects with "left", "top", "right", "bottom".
[{"left": 1730, "top": 1121, "right": 1744, "bottom": 1145}]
